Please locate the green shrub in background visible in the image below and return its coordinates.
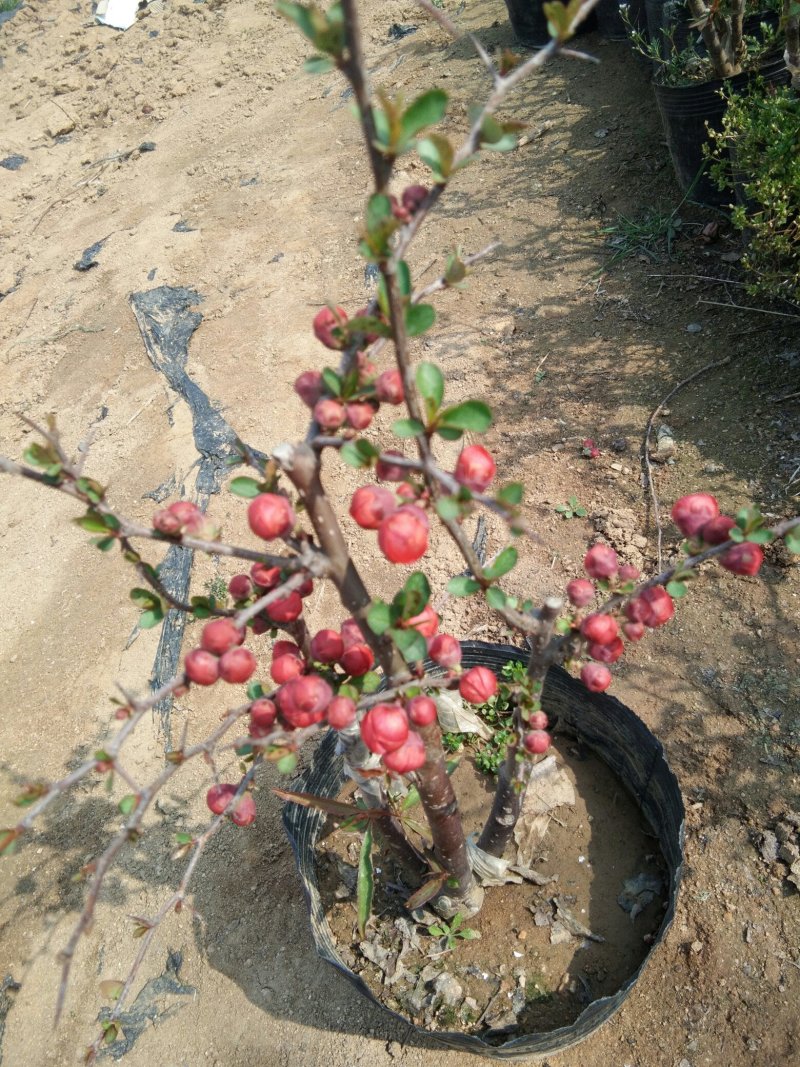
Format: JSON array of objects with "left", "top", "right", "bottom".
[{"left": 708, "top": 81, "right": 800, "bottom": 306}]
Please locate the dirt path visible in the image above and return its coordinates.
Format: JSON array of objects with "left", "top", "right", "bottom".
[{"left": 1, "top": 1, "right": 799, "bottom": 1065}]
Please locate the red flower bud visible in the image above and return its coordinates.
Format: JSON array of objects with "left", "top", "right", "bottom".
[
  {"left": 566, "top": 578, "right": 595, "bottom": 607},
  {"left": 382, "top": 730, "right": 427, "bottom": 774},
  {"left": 528, "top": 711, "right": 549, "bottom": 730},
  {"left": 401, "top": 184, "right": 428, "bottom": 214},
  {"left": 206, "top": 783, "right": 236, "bottom": 814},
  {"left": 250, "top": 563, "right": 282, "bottom": 589},
  {"left": 218, "top": 647, "right": 257, "bottom": 684},
  {"left": 270, "top": 653, "right": 306, "bottom": 684},
  {"left": 618, "top": 564, "right": 640, "bottom": 582},
  {"left": 265, "top": 591, "right": 303, "bottom": 623},
  {"left": 584, "top": 544, "right": 619, "bottom": 579},
  {"left": 277, "top": 674, "right": 333, "bottom": 728},
  {"left": 185, "top": 648, "right": 219, "bottom": 686},
  {"left": 580, "top": 662, "right": 612, "bottom": 692},
  {"left": 626, "top": 586, "right": 674, "bottom": 628},
  {"left": 345, "top": 401, "right": 376, "bottom": 431},
  {"left": 700, "top": 514, "right": 736, "bottom": 545},
  {"left": 340, "top": 643, "right": 375, "bottom": 677},
  {"left": 249, "top": 698, "right": 277, "bottom": 737},
  {"left": 523, "top": 730, "right": 551, "bottom": 754},
  {"left": 326, "top": 696, "right": 357, "bottom": 730},
  {"left": 376, "top": 450, "right": 409, "bottom": 482},
  {"left": 273, "top": 640, "right": 300, "bottom": 659},
  {"left": 671, "top": 493, "right": 719, "bottom": 539},
  {"left": 313, "top": 306, "right": 348, "bottom": 350},
  {"left": 459, "top": 666, "right": 498, "bottom": 705},
  {"left": 313, "top": 397, "right": 346, "bottom": 431},
  {"left": 375, "top": 369, "right": 404, "bottom": 405},
  {"left": 360, "top": 703, "right": 409, "bottom": 755},
  {"left": 428, "top": 634, "right": 462, "bottom": 668},
  {"left": 454, "top": 445, "right": 496, "bottom": 493},
  {"left": 153, "top": 508, "right": 183, "bottom": 536},
  {"left": 340, "top": 618, "right": 364, "bottom": 649},
  {"left": 228, "top": 574, "right": 253, "bottom": 600},
  {"left": 310, "top": 629, "right": 344, "bottom": 664},
  {"left": 350, "top": 485, "right": 397, "bottom": 530},
  {"left": 294, "top": 370, "right": 324, "bottom": 408},
  {"left": 588, "top": 637, "right": 624, "bottom": 663},
  {"left": 378, "top": 505, "right": 429, "bottom": 564},
  {"left": 622, "top": 621, "right": 646, "bottom": 642},
  {"left": 719, "top": 542, "right": 764, "bottom": 576},
  {"left": 230, "top": 792, "right": 256, "bottom": 827},
  {"left": 403, "top": 603, "right": 439, "bottom": 638},
  {"left": 248, "top": 494, "right": 296, "bottom": 541},
  {"left": 580, "top": 613, "right": 619, "bottom": 646},
  {"left": 407, "top": 695, "right": 438, "bottom": 727},
  {"left": 200, "top": 618, "right": 245, "bottom": 656}
]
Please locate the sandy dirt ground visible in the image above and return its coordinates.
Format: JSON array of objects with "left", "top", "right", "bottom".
[{"left": 1, "top": 1, "right": 799, "bottom": 1065}]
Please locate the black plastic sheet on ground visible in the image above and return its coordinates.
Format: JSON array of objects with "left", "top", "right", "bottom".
[{"left": 282, "top": 641, "right": 685, "bottom": 1060}]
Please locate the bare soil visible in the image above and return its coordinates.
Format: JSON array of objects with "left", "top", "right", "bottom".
[{"left": 1, "top": 1, "right": 799, "bottom": 1066}]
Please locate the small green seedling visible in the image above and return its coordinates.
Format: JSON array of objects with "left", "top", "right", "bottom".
[
  {"left": 427, "top": 912, "right": 481, "bottom": 950},
  {"left": 555, "top": 496, "right": 587, "bottom": 520}
]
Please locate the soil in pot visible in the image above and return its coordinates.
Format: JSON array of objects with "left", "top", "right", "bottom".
[{"left": 316, "top": 734, "right": 668, "bottom": 1041}]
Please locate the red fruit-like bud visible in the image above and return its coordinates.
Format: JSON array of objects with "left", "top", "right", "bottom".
[
  {"left": 206, "top": 783, "right": 236, "bottom": 814},
  {"left": 580, "top": 613, "right": 619, "bottom": 646},
  {"left": 345, "top": 401, "right": 376, "bottom": 431},
  {"left": 153, "top": 508, "right": 183, "bottom": 536},
  {"left": 584, "top": 544, "right": 619, "bottom": 579},
  {"left": 294, "top": 370, "right": 324, "bottom": 408},
  {"left": 403, "top": 603, "right": 439, "bottom": 639},
  {"left": 350, "top": 485, "right": 397, "bottom": 530},
  {"left": 326, "top": 696, "right": 357, "bottom": 730},
  {"left": 340, "top": 643, "right": 375, "bottom": 677},
  {"left": 252, "top": 615, "right": 270, "bottom": 635},
  {"left": 454, "top": 445, "right": 496, "bottom": 493},
  {"left": 270, "top": 653, "right": 305, "bottom": 684},
  {"left": 218, "top": 647, "right": 257, "bottom": 684},
  {"left": 250, "top": 563, "right": 281, "bottom": 589},
  {"left": 265, "top": 591, "right": 303, "bottom": 623},
  {"left": 378, "top": 505, "right": 429, "bottom": 564},
  {"left": 360, "top": 703, "right": 409, "bottom": 755},
  {"left": 402, "top": 184, "right": 428, "bottom": 214},
  {"left": 588, "top": 637, "right": 624, "bottom": 663},
  {"left": 185, "top": 648, "right": 219, "bottom": 686},
  {"left": 407, "top": 696, "right": 437, "bottom": 727},
  {"left": 376, "top": 450, "right": 408, "bottom": 482},
  {"left": 459, "top": 666, "right": 498, "bottom": 705},
  {"left": 623, "top": 621, "right": 646, "bottom": 642},
  {"left": 277, "top": 674, "right": 333, "bottom": 728},
  {"left": 169, "top": 500, "right": 202, "bottom": 525},
  {"left": 313, "top": 306, "right": 348, "bottom": 350},
  {"left": 273, "top": 640, "right": 300, "bottom": 659},
  {"left": 719, "top": 542, "right": 764, "bottom": 576},
  {"left": 618, "top": 564, "right": 640, "bottom": 582},
  {"left": 671, "top": 493, "right": 719, "bottom": 538},
  {"left": 382, "top": 731, "right": 427, "bottom": 774},
  {"left": 375, "top": 369, "right": 404, "bottom": 405},
  {"left": 356, "top": 351, "right": 377, "bottom": 383},
  {"left": 529, "top": 711, "right": 549, "bottom": 730},
  {"left": 297, "top": 576, "right": 314, "bottom": 597},
  {"left": 523, "top": 730, "right": 551, "bottom": 755},
  {"left": 201, "top": 618, "right": 245, "bottom": 656},
  {"left": 230, "top": 792, "right": 257, "bottom": 827},
  {"left": 228, "top": 574, "right": 253, "bottom": 600},
  {"left": 428, "top": 634, "right": 462, "bottom": 668},
  {"left": 313, "top": 397, "right": 346, "bottom": 431},
  {"left": 390, "top": 193, "right": 411, "bottom": 223},
  {"left": 354, "top": 309, "right": 380, "bottom": 345},
  {"left": 310, "top": 629, "right": 344, "bottom": 664},
  {"left": 249, "top": 698, "right": 277, "bottom": 736},
  {"left": 566, "top": 579, "right": 595, "bottom": 607},
  {"left": 396, "top": 482, "right": 418, "bottom": 501},
  {"left": 248, "top": 494, "right": 296, "bottom": 541},
  {"left": 700, "top": 514, "right": 736, "bottom": 545},
  {"left": 580, "top": 662, "right": 612, "bottom": 692},
  {"left": 627, "top": 586, "right": 674, "bottom": 628},
  {"left": 340, "top": 618, "right": 364, "bottom": 649}
]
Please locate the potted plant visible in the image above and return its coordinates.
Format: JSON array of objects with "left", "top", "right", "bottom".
[
  {"left": 707, "top": 78, "right": 800, "bottom": 305},
  {"left": 1, "top": 0, "right": 799, "bottom": 1060},
  {"left": 625, "top": 0, "right": 798, "bottom": 203}
]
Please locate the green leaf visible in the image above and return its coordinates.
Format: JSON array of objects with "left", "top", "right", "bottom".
[
  {"left": 357, "top": 824, "right": 374, "bottom": 939},
  {"left": 406, "top": 874, "right": 447, "bottom": 912},
  {"left": 229, "top": 476, "right": 262, "bottom": 499},
  {"left": 427, "top": 924, "right": 446, "bottom": 937},
  {"left": 399, "top": 571, "right": 431, "bottom": 618},
  {"left": 99, "top": 980, "right": 125, "bottom": 1003},
  {"left": 389, "top": 627, "right": 428, "bottom": 664},
  {"left": 483, "top": 546, "right": 518, "bottom": 580},
  {"left": 496, "top": 482, "right": 523, "bottom": 507},
  {"left": 485, "top": 586, "right": 508, "bottom": 610},
  {"left": 190, "top": 595, "right": 214, "bottom": 620},
  {"left": 118, "top": 795, "right": 137, "bottom": 816},
  {"left": 130, "top": 588, "right": 158, "bottom": 609},
  {"left": 400, "top": 88, "right": 448, "bottom": 141},
  {"left": 435, "top": 425, "right": 463, "bottom": 441},
  {"left": 361, "top": 671, "right": 382, "bottom": 693},
  {"left": 340, "top": 439, "right": 379, "bottom": 468},
  {"left": 367, "top": 600, "right": 395, "bottom": 635},
  {"left": 23, "top": 442, "right": 59, "bottom": 469},
  {"left": 728, "top": 526, "right": 745, "bottom": 543},
  {"left": 304, "top": 54, "right": 333, "bottom": 74},
  {"left": 138, "top": 608, "right": 164, "bottom": 630},
  {"left": 745, "top": 528, "right": 774, "bottom": 544},
  {"left": 416, "top": 362, "right": 444, "bottom": 409},
  {"left": 276, "top": 753, "right": 298, "bottom": 775},
  {"left": 392, "top": 418, "right": 425, "bottom": 438},
  {"left": 459, "top": 927, "right": 481, "bottom": 940},
  {"left": 175, "top": 832, "right": 194, "bottom": 845},
  {"left": 785, "top": 527, "right": 800, "bottom": 554},
  {"left": 436, "top": 497, "right": 461, "bottom": 521},
  {"left": 666, "top": 580, "right": 688, "bottom": 598},
  {"left": 417, "top": 133, "right": 453, "bottom": 180},
  {"left": 91, "top": 536, "right": 116, "bottom": 552},
  {"left": 276, "top": 0, "right": 318, "bottom": 40},
  {"left": 438, "top": 400, "right": 492, "bottom": 432},
  {"left": 74, "top": 511, "right": 113, "bottom": 534},
  {"left": 247, "top": 681, "right": 265, "bottom": 701},
  {"left": 396, "top": 260, "right": 412, "bottom": 298},
  {"left": 405, "top": 303, "right": 436, "bottom": 337},
  {"left": 447, "top": 575, "right": 480, "bottom": 596},
  {"left": 76, "top": 477, "right": 105, "bottom": 504},
  {"left": 366, "top": 193, "right": 392, "bottom": 233},
  {"left": 321, "top": 367, "right": 342, "bottom": 396}
]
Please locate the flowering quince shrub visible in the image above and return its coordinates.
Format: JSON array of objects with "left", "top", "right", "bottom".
[{"left": 1, "top": 0, "right": 799, "bottom": 1057}]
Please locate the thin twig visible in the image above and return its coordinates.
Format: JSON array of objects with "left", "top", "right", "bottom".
[
  {"left": 698, "top": 298, "right": 800, "bottom": 320},
  {"left": 642, "top": 354, "right": 733, "bottom": 567}
]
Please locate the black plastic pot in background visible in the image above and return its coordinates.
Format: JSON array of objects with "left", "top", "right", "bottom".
[
  {"left": 595, "top": 0, "right": 634, "bottom": 42},
  {"left": 503, "top": 0, "right": 597, "bottom": 49},
  {"left": 282, "top": 642, "right": 685, "bottom": 1060},
  {"left": 653, "top": 51, "right": 789, "bottom": 206}
]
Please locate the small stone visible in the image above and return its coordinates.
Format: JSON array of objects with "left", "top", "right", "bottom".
[
  {"left": 517, "top": 930, "right": 527, "bottom": 941},
  {"left": 778, "top": 842, "right": 800, "bottom": 865},
  {"left": 686, "top": 322, "right": 703, "bottom": 333},
  {"left": 386, "top": 1040, "right": 402, "bottom": 1059},
  {"left": 550, "top": 921, "right": 572, "bottom": 945},
  {"left": 758, "top": 830, "right": 779, "bottom": 863},
  {"left": 690, "top": 940, "right": 703, "bottom": 954},
  {"left": 433, "top": 972, "right": 463, "bottom": 1008}
]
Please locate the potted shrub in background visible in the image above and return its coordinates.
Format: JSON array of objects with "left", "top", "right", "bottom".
[{"left": 1, "top": 0, "right": 799, "bottom": 1060}]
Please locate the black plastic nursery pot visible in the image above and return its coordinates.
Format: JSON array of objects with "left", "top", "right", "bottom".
[
  {"left": 282, "top": 642, "right": 685, "bottom": 1060},
  {"left": 503, "top": 0, "right": 597, "bottom": 49},
  {"left": 653, "top": 51, "right": 789, "bottom": 206}
]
